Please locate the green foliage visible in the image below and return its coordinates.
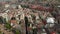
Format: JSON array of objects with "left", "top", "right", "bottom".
[
  {"left": 15, "top": 30, "right": 20, "bottom": 34},
  {"left": 58, "top": 0, "right": 60, "bottom": 2},
  {"left": 0, "top": 31, "right": 3, "bottom": 34},
  {"left": 21, "top": 5, "right": 29, "bottom": 8},
  {"left": 5, "top": 22, "right": 11, "bottom": 29}
]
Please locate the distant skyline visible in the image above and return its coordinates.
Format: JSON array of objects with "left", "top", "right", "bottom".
[{"left": 0, "top": 0, "right": 13, "bottom": 2}]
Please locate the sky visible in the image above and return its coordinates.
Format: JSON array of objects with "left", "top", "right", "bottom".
[{"left": 0, "top": 0, "right": 12, "bottom": 2}]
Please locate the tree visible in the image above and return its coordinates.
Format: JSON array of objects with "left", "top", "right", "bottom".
[
  {"left": 15, "top": 30, "right": 20, "bottom": 34},
  {"left": 5, "top": 22, "right": 11, "bottom": 29}
]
